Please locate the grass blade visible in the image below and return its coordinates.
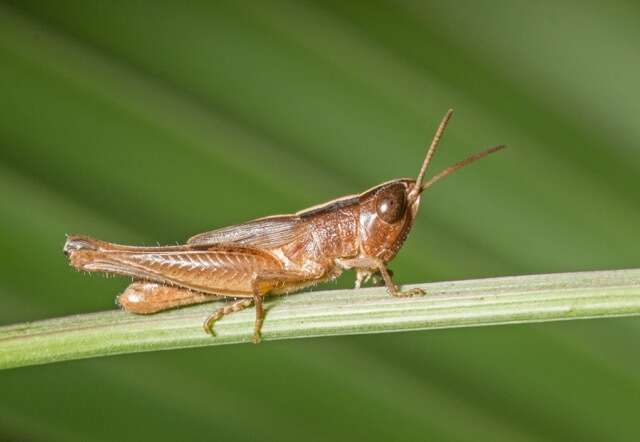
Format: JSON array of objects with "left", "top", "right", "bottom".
[{"left": 1, "top": 268, "right": 639, "bottom": 369}]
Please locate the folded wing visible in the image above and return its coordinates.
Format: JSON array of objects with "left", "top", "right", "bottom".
[{"left": 187, "top": 215, "right": 307, "bottom": 249}]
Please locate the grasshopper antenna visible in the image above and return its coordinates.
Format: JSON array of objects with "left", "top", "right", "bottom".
[
  {"left": 410, "top": 109, "right": 454, "bottom": 199},
  {"left": 421, "top": 144, "right": 506, "bottom": 192}
]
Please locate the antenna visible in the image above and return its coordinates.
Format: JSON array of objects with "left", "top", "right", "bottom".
[
  {"left": 414, "top": 109, "right": 454, "bottom": 191},
  {"left": 421, "top": 144, "right": 506, "bottom": 192}
]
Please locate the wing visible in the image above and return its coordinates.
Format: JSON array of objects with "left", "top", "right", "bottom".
[{"left": 187, "top": 215, "right": 307, "bottom": 249}]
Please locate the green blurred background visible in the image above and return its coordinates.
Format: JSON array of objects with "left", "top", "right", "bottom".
[{"left": 1, "top": 1, "right": 639, "bottom": 440}]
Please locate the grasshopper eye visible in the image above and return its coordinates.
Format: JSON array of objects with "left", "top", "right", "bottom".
[{"left": 375, "top": 184, "right": 407, "bottom": 224}]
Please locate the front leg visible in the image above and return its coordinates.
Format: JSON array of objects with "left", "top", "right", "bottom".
[
  {"left": 354, "top": 269, "right": 372, "bottom": 289},
  {"left": 354, "top": 268, "right": 394, "bottom": 288},
  {"left": 338, "top": 257, "right": 425, "bottom": 297}
]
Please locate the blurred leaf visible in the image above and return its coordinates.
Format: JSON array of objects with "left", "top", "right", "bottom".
[{"left": 0, "top": 1, "right": 639, "bottom": 441}]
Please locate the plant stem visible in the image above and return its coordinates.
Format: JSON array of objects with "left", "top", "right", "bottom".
[{"left": 2, "top": 269, "right": 640, "bottom": 369}]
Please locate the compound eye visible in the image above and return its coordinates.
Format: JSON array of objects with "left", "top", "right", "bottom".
[{"left": 375, "top": 184, "right": 407, "bottom": 224}]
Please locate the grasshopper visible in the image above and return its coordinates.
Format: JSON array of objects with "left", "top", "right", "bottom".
[{"left": 64, "top": 110, "right": 505, "bottom": 343}]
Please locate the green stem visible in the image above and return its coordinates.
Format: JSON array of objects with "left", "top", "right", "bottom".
[{"left": 2, "top": 269, "right": 640, "bottom": 369}]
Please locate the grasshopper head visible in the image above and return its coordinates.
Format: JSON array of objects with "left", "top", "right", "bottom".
[
  {"left": 357, "top": 178, "right": 420, "bottom": 262},
  {"left": 358, "top": 110, "right": 505, "bottom": 262}
]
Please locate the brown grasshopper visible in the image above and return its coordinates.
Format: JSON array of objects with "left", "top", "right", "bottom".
[{"left": 64, "top": 110, "right": 505, "bottom": 343}]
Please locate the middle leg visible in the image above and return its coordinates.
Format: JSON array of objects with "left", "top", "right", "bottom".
[
  {"left": 203, "top": 268, "right": 328, "bottom": 343},
  {"left": 249, "top": 268, "right": 329, "bottom": 343},
  {"left": 203, "top": 298, "right": 254, "bottom": 336}
]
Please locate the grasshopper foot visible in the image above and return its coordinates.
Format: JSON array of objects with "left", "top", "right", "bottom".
[
  {"left": 202, "top": 298, "right": 254, "bottom": 338},
  {"left": 394, "top": 287, "right": 426, "bottom": 297},
  {"left": 202, "top": 315, "right": 219, "bottom": 336}
]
